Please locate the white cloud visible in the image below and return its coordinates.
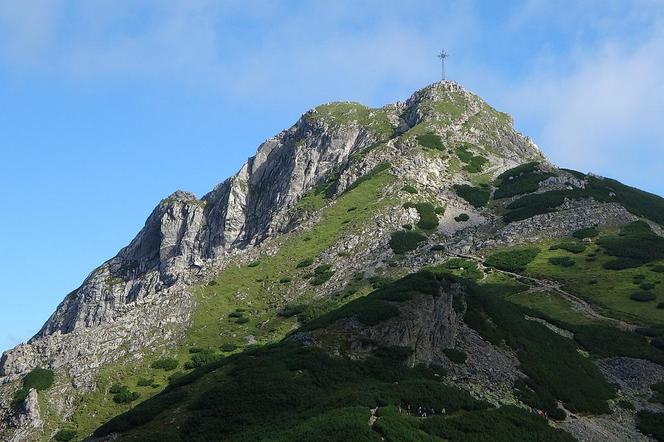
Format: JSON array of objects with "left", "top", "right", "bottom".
[
  {"left": 504, "top": 22, "right": 664, "bottom": 193},
  {"left": 0, "top": 1, "right": 476, "bottom": 105}
]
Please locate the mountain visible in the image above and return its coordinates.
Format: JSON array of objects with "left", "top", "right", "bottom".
[{"left": 2, "top": 81, "right": 664, "bottom": 442}]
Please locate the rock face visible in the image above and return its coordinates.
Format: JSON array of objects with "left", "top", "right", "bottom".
[
  {"left": 9, "top": 389, "right": 42, "bottom": 441},
  {"left": 312, "top": 280, "right": 466, "bottom": 366}
]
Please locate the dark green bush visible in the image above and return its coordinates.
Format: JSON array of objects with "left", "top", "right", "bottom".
[
  {"left": 151, "top": 358, "right": 178, "bottom": 371},
  {"left": 431, "top": 244, "right": 445, "bottom": 251},
  {"left": 640, "top": 282, "right": 655, "bottom": 290},
  {"left": 549, "top": 257, "right": 575, "bottom": 267},
  {"left": 652, "top": 338, "right": 664, "bottom": 351},
  {"left": 421, "top": 405, "right": 575, "bottom": 441},
  {"left": 220, "top": 343, "right": 238, "bottom": 353},
  {"left": 416, "top": 133, "right": 444, "bottom": 151},
  {"left": 401, "top": 184, "right": 418, "bottom": 194},
  {"left": 502, "top": 190, "right": 568, "bottom": 222},
  {"left": 454, "top": 184, "right": 490, "bottom": 208},
  {"left": 279, "top": 277, "right": 292, "bottom": 283},
  {"left": 296, "top": 258, "right": 314, "bottom": 268},
  {"left": 310, "top": 264, "right": 335, "bottom": 286},
  {"left": 465, "top": 282, "right": 615, "bottom": 415},
  {"left": 137, "top": 377, "right": 154, "bottom": 387},
  {"left": 228, "top": 311, "right": 243, "bottom": 318},
  {"left": 494, "top": 171, "right": 553, "bottom": 199},
  {"left": 414, "top": 202, "right": 439, "bottom": 230},
  {"left": 658, "top": 303, "right": 664, "bottom": 309},
  {"left": 11, "top": 367, "right": 55, "bottom": 409},
  {"left": 652, "top": 265, "right": 664, "bottom": 273},
  {"left": 401, "top": 224, "right": 412, "bottom": 230},
  {"left": 548, "top": 407, "right": 567, "bottom": 421},
  {"left": 496, "top": 162, "right": 539, "bottom": 181},
  {"left": 598, "top": 221, "right": 664, "bottom": 264},
  {"left": 636, "top": 411, "right": 664, "bottom": 441},
  {"left": 389, "top": 231, "right": 426, "bottom": 254},
  {"left": 485, "top": 248, "right": 540, "bottom": 272},
  {"left": 573, "top": 227, "right": 599, "bottom": 239},
  {"left": 455, "top": 213, "right": 470, "bottom": 222},
  {"left": 443, "top": 348, "right": 467, "bottom": 364},
  {"left": 603, "top": 258, "right": 643, "bottom": 270},
  {"left": 435, "top": 206, "right": 445, "bottom": 215},
  {"left": 112, "top": 386, "right": 140, "bottom": 404},
  {"left": 456, "top": 144, "right": 488, "bottom": 173},
  {"left": 630, "top": 292, "right": 656, "bottom": 302},
  {"left": 185, "top": 350, "right": 221, "bottom": 369},
  {"left": 54, "top": 429, "right": 77, "bottom": 441},
  {"left": 235, "top": 317, "right": 250, "bottom": 324},
  {"left": 549, "top": 242, "right": 586, "bottom": 254}
]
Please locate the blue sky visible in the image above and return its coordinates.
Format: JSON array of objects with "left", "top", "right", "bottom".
[{"left": 1, "top": 0, "right": 663, "bottom": 352}]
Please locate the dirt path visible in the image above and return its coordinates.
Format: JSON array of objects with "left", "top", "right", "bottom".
[{"left": 448, "top": 252, "right": 636, "bottom": 330}]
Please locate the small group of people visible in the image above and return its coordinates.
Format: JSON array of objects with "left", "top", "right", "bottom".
[{"left": 398, "top": 402, "right": 446, "bottom": 418}]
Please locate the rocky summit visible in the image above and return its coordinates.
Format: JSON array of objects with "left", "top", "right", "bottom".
[{"left": 2, "top": 81, "right": 664, "bottom": 442}]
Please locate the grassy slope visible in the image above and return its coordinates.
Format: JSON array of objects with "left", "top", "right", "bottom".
[
  {"left": 92, "top": 271, "right": 577, "bottom": 442},
  {"left": 524, "top": 236, "right": 664, "bottom": 325},
  {"left": 57, "top": 169, "right": 397, "bottom": 439}
]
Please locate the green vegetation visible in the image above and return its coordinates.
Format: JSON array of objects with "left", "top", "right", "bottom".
[
  {"left": 454, "top": 213, "right": 470, "bottom": 222},
  {"left": 347, "top": 162, "right": 391, "bottom": 192},
  {"left": 310, "top": 264, "right": 335, "bottom": 286},
  {"left": 464, "top": 281, "right": 615, "bottom": 415},
  {"left": 54, "top": 429, "right": 77, "bottom": 441},
  {"left": 573, "top": 227, "right": 599, "bottom": 239},
  {"left": 110, "top": 385, "right": 140, "bottom": 404},
  {"left": 496, "top": 172, "right": 554, "bottom": 199},
  {"left": 454, "top": 184, "right": 490, "bottom": 208},
  {"left": 443, "top": 348, "right": 467, "bottom": 364},
  {"left": 136, "top": 377, "right": 154, "bottom": 387},
  {"left": 401, "top": 184, "right": 418, "bottom": 194},
  {"left": 150, "top": 358, "right": 178, "bottom": 371},
  {"left": 11, "top": 367, "right": 54, "bottom": 409},
  {"left": 304, "top": 271, "right": 451, "bottom": 331},
  {"left": 389, "top": 230, "right": 426, "bottom": 254},
  {"left": 404, "top": 201, "right": 439, "bottom": 230},
  {"left": 420, "top": 406, "right": 574, "bottom": 442},
  {"left": 502, "top": 190, "right": 570, "bottom": 222},
  {"left": 603, "top": 258, "right": 643, "bottom": 270},
  {"left": 496, "top": 162, "right": 540, "bottom": 181},
  {"left": 94, "top": 343, "right": 491, "bottom": 441},
  {"left": 631, "top": 292, "right": 657, "bottom": 302},
  {"left": 549, "top": 242, "right": 586, "bottom": 254},
  {"left": 502, "top": 173, "right": 664, "bottom": 225},
  {"left": 309, "top": 102, "right": 394, "bottom": 139},
  {"left": 598, "top": 221, "right": 664, "bottom": 265},
  {"left": 416, "top": 133, "right": 444, "bottom": 151},
  {"left": 485, "top": 248, "right": 540, "bottom": 272},
  {"left": 456, "top": 144, "right": 488, "bottom": 173},
  {"left": 549, "top": 257, "right": 575, "bottom": 267},
  {"left": 637, "top": 411, "right": 664, "bottom": 441},
  {"left": 296, "top": 258, "right": 314, "bottom": 268}
]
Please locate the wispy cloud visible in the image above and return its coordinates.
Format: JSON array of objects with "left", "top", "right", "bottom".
[
  {"left": 505, "top": 19, "right": 664, "bottom": 192},
  {"left": 0, "top": 1, "right": 476, "bottom": 105}
]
